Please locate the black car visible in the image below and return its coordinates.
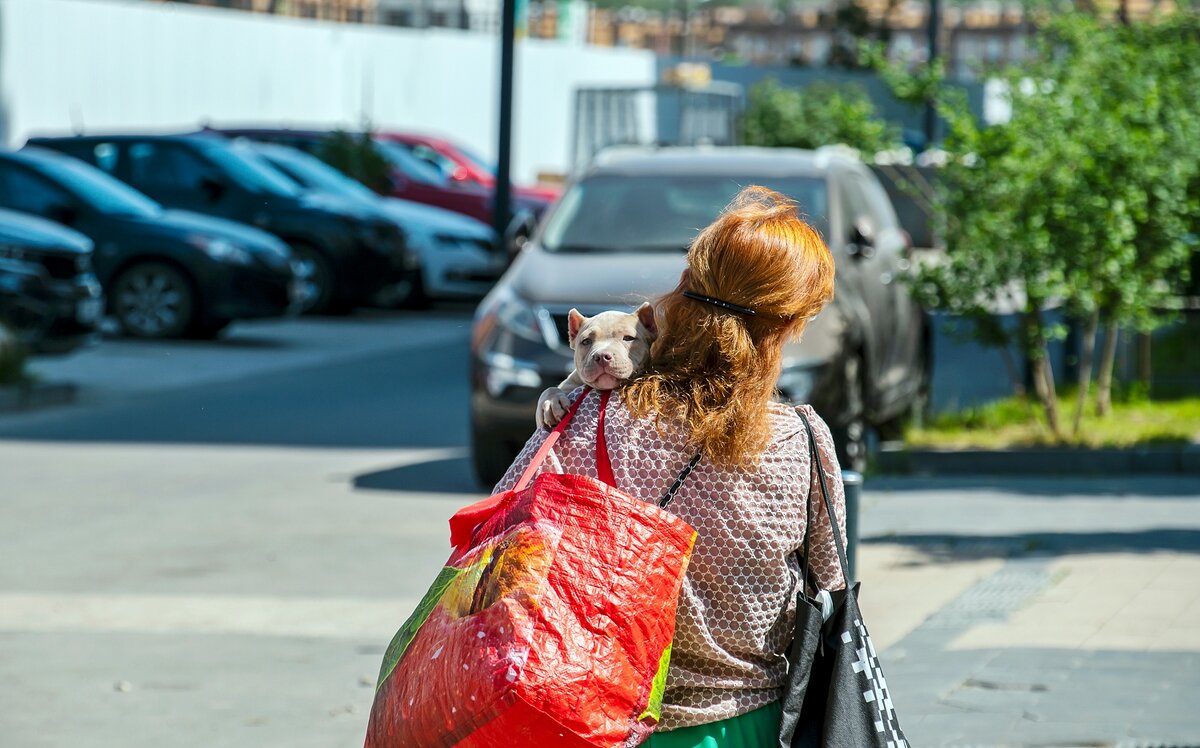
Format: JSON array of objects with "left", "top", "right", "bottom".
[
  {"left": 0, "top": 208, "right": 102, "bottom": 354},
  {"left": 28, "top": 134, "right": 416, "bottom": 314},
  {"left": 0, "top": 148, "right": 305, "bottom": 339},
  {"left": 470, "top": 146, "right": 931, "bottom": 482}
]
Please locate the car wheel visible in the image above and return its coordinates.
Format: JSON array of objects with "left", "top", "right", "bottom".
[
  {"left": 471, "top": 422, "right": 520, "bottom": 490},
  {"left": 111, "top": 262, "right": 195, "bottom": 339},
  {"left": 830, "top": 354, "right": 868, "bottom": 474},
  {"left": 290, "top": 244, "right": 338, "bottom": 315}
]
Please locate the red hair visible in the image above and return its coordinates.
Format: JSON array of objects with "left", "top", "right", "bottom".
[{"left": 623, "top": 186, "right": 835, "bottom": 467}]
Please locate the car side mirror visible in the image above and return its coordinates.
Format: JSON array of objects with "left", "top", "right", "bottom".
[
  {"left": 847, "top": 217, "right": 876, "bottom": 260},
  {"left": 48, "top": 202, "right": 80, "bottom": 226},
  {"left": 504, "top": 209, "right": 537, "bottom": 261},
  {"left": 199, "top": 176, "right": 226, "bottom": 202}
]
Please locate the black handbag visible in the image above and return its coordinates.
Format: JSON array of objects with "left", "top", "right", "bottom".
[{"left": 777, "top": 412, "right": 908, "bottom": 748}]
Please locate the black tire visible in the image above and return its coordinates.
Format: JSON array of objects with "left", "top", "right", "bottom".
[
  {"left": 471, "top": 422, "right": 520, "bottom": 490},
  {"left": 830, "top": 354, "right": 868, "bottom": 474},
  {"left": 186, "top": 316, "right": 232, "bottom": 340},
  {"left": 111, "top": 262, "right": 196, "bottom": 339},
  {"left": 290, "top": 243, "right": 338, "bottom": 315},
  {"left": 399, "top": 270, "right": 431, "bottom": 309},
  {"left": 375, "top": 269, "right": 430, "bottom": 310}
]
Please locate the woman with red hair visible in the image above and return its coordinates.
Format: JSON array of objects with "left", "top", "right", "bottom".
[{"left": 495, "top": 185, "right": 847, "bottom": 747}]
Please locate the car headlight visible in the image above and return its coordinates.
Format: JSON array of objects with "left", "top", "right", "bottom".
[
  {"left": 481, "top": 287, "right": 545, "bottom": 343},
  {"left": 190, "top": 236, "right": 254, "bottom": 266}
]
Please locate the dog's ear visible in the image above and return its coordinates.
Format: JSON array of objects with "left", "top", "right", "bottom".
[
  {"left": 567, "top": 308, "right": 586, "bottom": 349},
  {"left": 635, "top": 302, "right": 657, "bottom": 337}
]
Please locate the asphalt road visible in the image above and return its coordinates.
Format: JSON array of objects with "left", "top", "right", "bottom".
[
  {"left": 0, "top": 310, "right": 487, "bottom": 748},
  {"left": 3, "top": 310, "right": 1196, "bottom": 747}
]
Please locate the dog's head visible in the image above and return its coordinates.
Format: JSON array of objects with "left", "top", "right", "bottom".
[{"left": 567, "top": 303, "right": 657, "bottom": 391}]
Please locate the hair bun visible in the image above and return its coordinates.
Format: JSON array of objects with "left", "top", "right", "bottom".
[{"left": 726, "top": 185, "right": 799, "bottom": 221}]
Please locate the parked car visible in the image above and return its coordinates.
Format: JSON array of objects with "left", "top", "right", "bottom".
[
  {"left": 0, "top": 208, "right": 102, "bottom": 353},
  {"left": 245, "top": 141, "right": 507, "bottom": 302},
  {"left": 28, "top": 133, "right": 414, "bottom": 314},
  {"left": 375, "top": 131, "right": 562, "bottom": 202},
  {"left": 469, "top": 146, "right": 930, "bottom": 484},
  {"left": 0, "top": 148, "right": 307, "bottom": 339},
  {"left": 210, "top": 128, "right": 552, "bottom": 227}
]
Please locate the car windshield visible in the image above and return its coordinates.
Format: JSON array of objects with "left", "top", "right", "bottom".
[
  {"left": 200, "top": 142, "right": 303, "bottom": 197},
  {"left": 259, "top": 147, "right": 377, "bottom": 202},
  {"left": 34, "top": 153, "right": 161, "bottom": 218},
  {"left": 540, "top": 174, "right": 828, "bottom": 253},
  {"left": 373, "top": 140, "right": 449, "bottom": 186}
]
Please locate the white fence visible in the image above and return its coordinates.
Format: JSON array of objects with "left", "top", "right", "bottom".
[{"left": 0, "top": 0, "right": 655, "bottom": 183}]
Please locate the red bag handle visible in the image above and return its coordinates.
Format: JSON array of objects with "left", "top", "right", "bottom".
[
  {"left": 595, "top": 390, "right": 616, "bottom": 487},
  {"left": 514, "top": 387, "right": 592, "bottom": 492}
]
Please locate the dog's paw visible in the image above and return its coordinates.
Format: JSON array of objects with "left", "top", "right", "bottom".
[{"left": 535, "top": 388, "right": 571, "bottom": 430}]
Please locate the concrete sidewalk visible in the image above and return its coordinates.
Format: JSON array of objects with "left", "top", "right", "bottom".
[{"left": 856, "top": 476, "right": 1200, "bottom": 747}]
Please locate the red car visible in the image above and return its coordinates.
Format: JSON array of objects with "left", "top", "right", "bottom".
[
  {"left": 375, "top": 131, "right": 562, "bottom": 204},
  {"left": 213, "top": 128, "right": 553, "bottom": 226}
]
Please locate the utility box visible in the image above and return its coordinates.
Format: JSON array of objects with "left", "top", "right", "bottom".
[{"left": 570, "top": 81, "right": 744, "bottom": 174}]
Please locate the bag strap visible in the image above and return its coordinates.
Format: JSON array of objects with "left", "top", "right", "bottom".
[
  {"left": 518, "top": 386, "right": 701, "bottom": 507},
  {"left": 599, "top": 388, "right": 701, "bottom": 506},
  {"left": 796, "top": 410, "right": 851, "bottom": 592},
  {"left": 659, "top": 453, "right": 702, "bottom": 508},
  {"left": 514, "top": 387, "right": 591, "bottom": 492},
  {"left": 595, "top": 390, "right": 616, "bottom": 487}
]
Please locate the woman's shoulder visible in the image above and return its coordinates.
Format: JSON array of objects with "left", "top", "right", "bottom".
[
  {"left": 766, "top": 401, "right": 814, "bottom": 441},
  {"left": 765, "top": 402, "right": 838, "bottom": 461}
]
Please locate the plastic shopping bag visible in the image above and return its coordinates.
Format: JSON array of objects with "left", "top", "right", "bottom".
[{"left": 364, "top": 389, "right": 697, "bottom": 748}]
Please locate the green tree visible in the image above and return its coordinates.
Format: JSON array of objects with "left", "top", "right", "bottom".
[
  {"left": 906, "top": 13, "right": 1200, "bottom": 438},
  {"left": 742, "top": 78, "right": 900, "bottom": 156},
  {"left": 317, "top": 130, "right": 394, "bottom": 194}
]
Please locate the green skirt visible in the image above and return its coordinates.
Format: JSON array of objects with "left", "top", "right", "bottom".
[{"left": 645, "top": 702, "right": 782, "bottom": 748}]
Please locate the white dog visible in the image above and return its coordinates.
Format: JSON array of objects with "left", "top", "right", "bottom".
[{"left": 535, "top": 302, "right": 656, "bottom": 430}]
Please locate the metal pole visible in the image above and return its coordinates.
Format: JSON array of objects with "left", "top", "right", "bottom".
[
  {"left": 841, "top": 470, "right": 863, "bottom": 583},
  {"left": 923, "top": 0, "right": 940, "bottom": 149},
  {"left": 494, "top": 0, "right": 517, "bottom": 255}
]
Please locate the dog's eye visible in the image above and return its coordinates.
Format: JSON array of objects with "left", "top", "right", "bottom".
[
  {"left": 623, "top": 335, "right": 636, "bottom": 342},
  {"left": 581, "top": 338, "right": 593, "bottom": 346}
]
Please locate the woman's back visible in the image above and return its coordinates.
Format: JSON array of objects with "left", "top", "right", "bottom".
[{"left": 494, "top": 388, "right": 847, "bottom": 730}]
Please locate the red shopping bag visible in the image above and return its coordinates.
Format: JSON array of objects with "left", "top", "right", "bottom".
[{"left": 364, "top": 389, "right": 697, "bottom": 748}]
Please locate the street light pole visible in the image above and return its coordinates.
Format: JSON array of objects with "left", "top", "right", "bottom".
[
  {"left": 494, "top": 0, "right": 517, "bottom": 255},
  {"left": 923, "top": 0, "right": 940, "bottom": 149}
]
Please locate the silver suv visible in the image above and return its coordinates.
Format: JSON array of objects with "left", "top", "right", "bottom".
[{"left": 469, "top": 146, "right": 929, "bottom": 485}]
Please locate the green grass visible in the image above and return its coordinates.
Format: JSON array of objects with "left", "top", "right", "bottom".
[{"left": 906, "top": 388, "right": 1200, "bottom": 449}]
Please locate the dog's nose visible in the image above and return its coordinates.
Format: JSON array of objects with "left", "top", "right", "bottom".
[{"left": 596, "top": 350, "right": 614, "bottom": 363}]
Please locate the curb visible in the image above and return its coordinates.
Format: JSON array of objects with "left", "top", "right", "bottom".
[
  {"left": 878, "top": 442, "right": 1200, "bottom": 475},
  {"left": 0, "top": 380, "right": 78, "bottom": 414}
]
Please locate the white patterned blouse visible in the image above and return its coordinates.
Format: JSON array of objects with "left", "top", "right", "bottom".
[{"left": 493, "top": 387, "right": 849, "bottom": 731}]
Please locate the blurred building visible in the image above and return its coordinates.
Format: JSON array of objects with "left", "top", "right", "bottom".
[
  {"left": 154, "top": 0, "right": 378, "bottom": 22},
  {"left": 144, "top": 0, "right": 1173, "bottom": 75}
]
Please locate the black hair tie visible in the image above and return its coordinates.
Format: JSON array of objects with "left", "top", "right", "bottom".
[{"left": 682, "top": 290, "right": 757, "bottom": 317}]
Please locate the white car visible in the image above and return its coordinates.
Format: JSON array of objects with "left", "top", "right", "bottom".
[{"left": 251, "top": 142, "right": 506, "bottom": 303}]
